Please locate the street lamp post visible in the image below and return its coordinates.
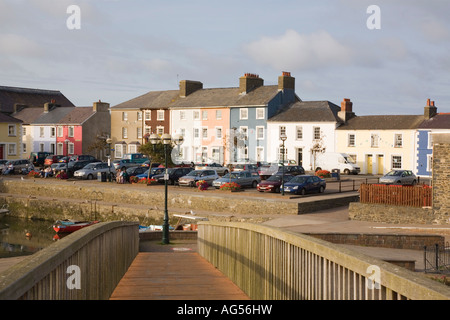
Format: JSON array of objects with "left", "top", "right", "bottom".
[
  {"left": 149, "top": 133, "right": 184, "bottom": 245},
  {"left": 280, "top": 133, "right": 287, "bottom": 196}
]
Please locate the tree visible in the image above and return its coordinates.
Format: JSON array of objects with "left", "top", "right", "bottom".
[{"left": 139, "top": 141, "right": 175, "bottom": 167}]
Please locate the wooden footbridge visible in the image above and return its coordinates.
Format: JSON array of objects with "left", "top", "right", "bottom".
[{"left": 0, "top": 221, "right": 449, "bottom": 300}]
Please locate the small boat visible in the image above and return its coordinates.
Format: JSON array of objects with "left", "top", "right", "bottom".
[
  {"left": 0, "top": 204, "right": 9, "bottom": 218},
  {"left": 52, "top": 219, "right": 99, "bottom": 233}
]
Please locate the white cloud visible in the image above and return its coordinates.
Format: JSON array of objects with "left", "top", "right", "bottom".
[
  {"left": 0, "top": 34, "right": 44, "bottom": 57},
  {"left": 244, "top": 29, "right": 353, "bottom": 71}
]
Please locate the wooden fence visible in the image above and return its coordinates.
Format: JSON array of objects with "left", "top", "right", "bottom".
[{"left": 359, "top": 184, "right": 432, "bottom": 208}]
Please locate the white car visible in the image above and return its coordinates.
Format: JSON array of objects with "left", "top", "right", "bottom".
[{"left": 73, "top": 162, "right": 114, "bottom": 180}]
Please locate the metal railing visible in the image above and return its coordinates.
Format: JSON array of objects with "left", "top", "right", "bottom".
[
  {"left": 424, "top": 243, "right": 450, "bottom": 274},
  {"left": 0, "top": 221, "right": 139, "bottom": 300},
  {"left": 198, "top": 222, "right": 450, "bottom": 300}
]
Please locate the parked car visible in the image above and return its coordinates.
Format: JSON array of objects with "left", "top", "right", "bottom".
[
  {"left": 152, "top": 167, "right": 193, "bottom": 185},
  {"left": 58, "top": 156, "right": 70, "bottom": 163},
  {"left": 123, "top": 153, "right": 148, "bottom": 164},
  {"left": 275, "top": 165, "right": 305, "bottom": 176},
  {"left": 113, "top": 159, "right": 141, "bottom": 171},
  {"left": 126, "top": 166, "right": 148, "bottom": 177},
  {"left": 44, "top": 155, "right": 64, "bottom": 166},
  {"left": 212, "top": 171, "right": 261, "bottom": 189},
  {"left": 195, "top": 163, "right": 229, "bottom": 176},
  {"left": 67, "top": 160, "right": 92, "bottom": 176},
  {"left": 3, "top": 159, "right": 33, "bottom": 174},
  {"left": 257, "top": 174, "right": 294, "bottom": 193},
  {"left": 51, "top": 162, "right": 68, "bottom": 175},
  {"left": 29, "top": 152, "right": 53, "bottom": 167},
  {"left": 283, "top": 175, "right": 326, "bottom": 195},
  {"left": 73, "top": 162, "right": 115, "bottom": 180},
  {"left": 141, "top": 160, "right": 161, "bottom": 168},
  {"left": 178, "top": 169, "right": 220, "bottom": 187},
  {"left": 230, "top": 163, "right": 259, "bottom": 172},
  {"left": 69, "top": 154, "right": 97, "bottom": 162},
  {"left": 67, "top": 156, "right": 98, "bottom": 172},
  {"left": 136, "top": 167, "right": 165, "bottom": 179},
  {"left": 379, "top": 170, "right": 417, "bottom": 185},
  {"left": 258, "top": 163, "right": 281, "bottom": 180},
  {"left": 0, "top": 160, "right": 9, "bottom": 173}
]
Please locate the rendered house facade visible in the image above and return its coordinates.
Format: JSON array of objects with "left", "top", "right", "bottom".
[
  {"left": 267, "top": 100, "right": 343, "bottom": 169},
  {"left": 415, "top": 100, "right": 450, "bottom": 177}
]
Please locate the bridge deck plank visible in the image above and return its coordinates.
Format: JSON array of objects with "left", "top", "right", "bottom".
[{"left": 109, "top": 252, "right": 250, "bottom": 300}]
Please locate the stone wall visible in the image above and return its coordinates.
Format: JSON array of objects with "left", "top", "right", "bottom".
[
  {"left": 306, "top": 232, "right": 445, "bottom": 250},
  {"left": 0, "top": 179, "right": 302, "bottom": 225},
  {"left": 432, "top": 134, "right": 450, "bottom": 222},
  {"left": 348, "top": 202, "right": 450, "bottom": 224}
]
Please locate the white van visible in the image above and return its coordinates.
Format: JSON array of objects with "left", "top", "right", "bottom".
[{"left": 314, "top": 152, "right": 360, "bottom": 175}]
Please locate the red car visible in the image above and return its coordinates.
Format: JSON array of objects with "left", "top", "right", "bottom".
[{"left": 257, "top": 174, "right": 294, "bottom": 193}]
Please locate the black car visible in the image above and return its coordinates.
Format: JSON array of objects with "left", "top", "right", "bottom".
[
  {"left": 126, "top": 166, "right": 148, "bottom": 177},
  {"left": 153, "top": 167, "right": 193, "bottom": 185},
  {"left": 275, "top": 165, "right": 305, "bottom": 176},
  {"left": 67, "top": 160, "right": 95, "bottom": 176}
]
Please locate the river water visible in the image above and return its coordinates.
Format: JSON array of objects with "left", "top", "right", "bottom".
[{"left": 0, "top": 215, "right": 57, "bottom": 259}]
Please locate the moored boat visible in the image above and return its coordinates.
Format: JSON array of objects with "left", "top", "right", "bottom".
[{"left": 52, "top": 219, "right": 99, "bottom": 233}]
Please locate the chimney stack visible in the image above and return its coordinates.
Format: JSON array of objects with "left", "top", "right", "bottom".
[
  {"left": 179, "top": 80, "right": 203, "bottom": 98},
  {"left": 93, "top": 100, "right": 110, "bottom": 112},
  {"left": 424, "top": 98, "right": 437, "bottom": 119},
  {"left": 239, "top": 73, "right": 264, "bottom": 94},
  {"left": 338, "top": 98, "right": 356, "bottom": 123},
  {"left": 278, "top": 71, "right": 295, "bottom": 91}
]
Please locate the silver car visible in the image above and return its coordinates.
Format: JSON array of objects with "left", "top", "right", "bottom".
[
  {"left": 379, "top": 170, "right": 417, "bottom": 185},
  {"left": 178, "top": 169, "right": 220, "bottom": 187},
  {"left": 73, "top": 162, "right": 114, "bottom": 180},
  {"left": 212, "top": 170, "right": 261, "bottom": 189}
]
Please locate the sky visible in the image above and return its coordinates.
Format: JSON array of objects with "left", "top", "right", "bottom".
[{"left": 1, "top": 0, "right": 450, "bottom": 115}]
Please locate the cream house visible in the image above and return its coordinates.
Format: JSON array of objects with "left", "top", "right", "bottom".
[{"left": 336, "top": 111, "right": 424, "bottom": 175}]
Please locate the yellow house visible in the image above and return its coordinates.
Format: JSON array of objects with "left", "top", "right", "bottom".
[
  {"left": 0, "top": 113, "right": 23, "bottom": 160},
  {"left": 336, "top": 114, "right": 424, "bottom": 175}
]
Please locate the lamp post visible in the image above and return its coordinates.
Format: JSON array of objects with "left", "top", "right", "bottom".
[
  {"left": 280, "top": 133, "right": 287, "bottom": 196},
  {"left": 149, "top": 133, "right": 184, "bottom": 244}
]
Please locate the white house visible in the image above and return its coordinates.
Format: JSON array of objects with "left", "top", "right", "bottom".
[{"left": 267, "top": 100, "right": 343, "bottom": 170}]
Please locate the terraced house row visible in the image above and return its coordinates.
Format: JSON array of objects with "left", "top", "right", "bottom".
[{"left": 0, "top": 73, "right": 448, "bottom": 178}]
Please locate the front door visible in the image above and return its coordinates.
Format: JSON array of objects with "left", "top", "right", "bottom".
[
  {"left": 377, "top": 155, "right": 384, "bottom": 175},
  {"left": 297, "top": 148, "right": 303, "bottom": 166},
  {"left": 367, "top": 155, "right": 373, "bottom": 174}
]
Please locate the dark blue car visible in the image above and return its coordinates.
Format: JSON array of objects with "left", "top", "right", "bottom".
[
  {"left": 136, "top": 167, "right": 165, "bottom": 179},
  {"left": 283, "top": 175, "right": 326, "bottom": 195}
]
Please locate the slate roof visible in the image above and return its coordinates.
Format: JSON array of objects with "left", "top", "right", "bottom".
[
  {"left": 169, "top": 85, "right": 281, "bottom": 108},
  {"left": 418, "top": 113, "right": 450, "bottom": 129},
  {"left": 58, "top": 107, "right": 95, "bottom": 125},
  {"left": 268, "top": 101, "right": 341, "bottom": 122},
  {"left": 0, "top": 112, "right": 22, "bottom": 123},
  {"left": 0, "top": 86, "right": 75, "bottom": 113},
  {"left": 336, "top": 115, "right": 425, "bottom": 130},
  {"left": 111, "top": 85, "right": 287, "bottom": 110},
  {"left": 111, "top": 90, "right": 179, "bottom": 110},
  {"left": 11, "top": 107, "right": 44, "bottom": 125},
  {"left": 32, "top": 107, "right": 74, "bottom": 125}
]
